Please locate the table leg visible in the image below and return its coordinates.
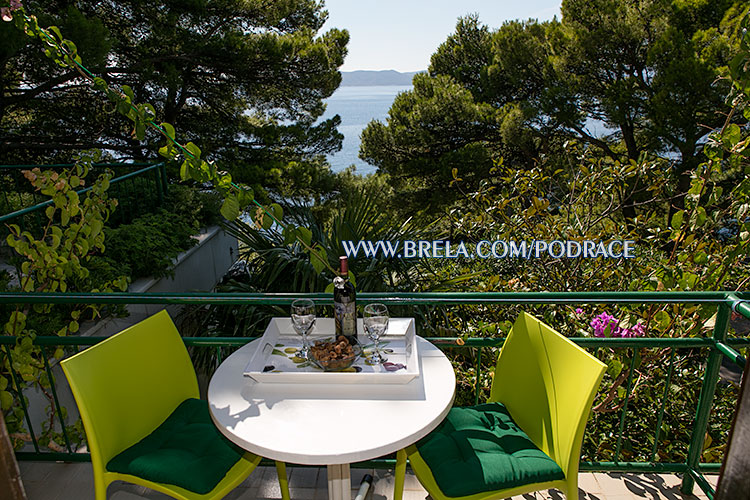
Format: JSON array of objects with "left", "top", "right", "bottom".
[{"left": 327, "top": 463, "right": 351, "bottom": 500}]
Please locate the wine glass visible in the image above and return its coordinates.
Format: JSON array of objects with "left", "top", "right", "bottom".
[
  {"left": 364, "top": 303, "right": 389, "bottom": 364},
  {"left": 291, "top": 299, "right": 316, "bottom": 359}
]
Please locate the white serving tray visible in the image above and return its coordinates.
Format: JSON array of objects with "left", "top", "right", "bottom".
[{"left": 243, "top": 317, "right": 419, "bottom": 384}]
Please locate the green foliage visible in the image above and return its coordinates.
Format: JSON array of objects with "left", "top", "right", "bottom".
[
  {"left": 1, "top": 151, "right": 127, "bottom": 451},
  {"left": 1, "top": 0, "right": 348, "bottom": 194},
  {"left": 163, "top": 184, "right": 223, "bottom": 229},
  {"left": 224, "top": 189, "right": 436, "bottom": 293},
  {"left": 359, "top": 73, "right": 497, "bottom": 212},
  {"left": 434, "top": 21, "right": 750, "bottom": 461},
  {"left": 361, "top": 1, "right": 744, "bottom": 217},
  {"left": 95, "top": 184, "right": 224, "bottom": 281},
  {"left": 103, "top": 211, "right": 197, "bottom": 280},
  {"left": 4, "top": 5, "right": 341, "bottom": 278}
]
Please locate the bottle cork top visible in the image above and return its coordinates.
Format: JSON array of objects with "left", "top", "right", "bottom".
[{"left": 339, "top": 256, "right": 348, "bottom": 275}]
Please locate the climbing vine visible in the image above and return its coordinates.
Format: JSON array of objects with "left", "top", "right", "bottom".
[{"left": 1, "top": 151, "right": 128, "bottom": 450}]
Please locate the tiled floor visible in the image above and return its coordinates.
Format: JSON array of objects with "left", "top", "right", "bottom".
[{"left": 19, "top": 462, "right": 719, "bottom": 500}]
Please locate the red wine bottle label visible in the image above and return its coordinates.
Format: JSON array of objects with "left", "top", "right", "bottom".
[{"left": 335, "top": 301, "right": 357, "bottom": 337}]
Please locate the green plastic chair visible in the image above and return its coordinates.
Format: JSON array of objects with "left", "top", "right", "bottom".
[
  {"left": 61, "top": 310, "right": 290, "bottom": 500},
  {"left": 395, "top": 312, "right": 606, "bottom": 500}
]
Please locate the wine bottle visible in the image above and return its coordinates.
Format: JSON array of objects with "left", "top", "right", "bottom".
[{"left": 333, "top": 256, "right": 357, "bottom": 343}]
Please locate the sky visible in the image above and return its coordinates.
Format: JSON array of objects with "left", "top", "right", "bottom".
[{"left": 321, "top": 0, "right": 563, "bottom": 72}]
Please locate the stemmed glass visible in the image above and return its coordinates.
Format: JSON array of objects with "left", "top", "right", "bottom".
[
  {"left": 291, "top": 299, "right": 316, "bottom": 359},
  {"left": 364, "top": 303, "right": 389, "bottom": 364}
]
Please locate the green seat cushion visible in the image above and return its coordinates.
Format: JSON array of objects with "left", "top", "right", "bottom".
[
  {"left": 107, "top": 398, "right": 244, "bottom": 494},
  {"left": 416, "top": 402, "right": 564, "bottom": 497}
]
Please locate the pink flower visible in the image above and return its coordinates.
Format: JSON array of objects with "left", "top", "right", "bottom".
[
  {"left": 1, "top": 0, "right": 19, "bottom": 21},
  {"left": 590, "top": 311, "right": 647, "bottom": 338},
  {"left": 620, "top": 323, "right": 646, "bottom": 338},
  {"left": 575, "top": 308, "right": 583, "bottom": 315},
  {"left": 591, "top": 312, "right": 619, "bottom": 338}
]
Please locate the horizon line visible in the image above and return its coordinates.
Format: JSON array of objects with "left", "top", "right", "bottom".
[{"left": 341, "top": 68, "right": 426, "bottom": 73}]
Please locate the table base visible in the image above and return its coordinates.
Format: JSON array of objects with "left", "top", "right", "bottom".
[{"left": 327, "top": 463, "right": 351, "bottom": 500}]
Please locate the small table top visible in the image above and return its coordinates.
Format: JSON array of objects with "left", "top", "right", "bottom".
[{"left": 208, "top": 330, "right": 456, "bottom": 465}]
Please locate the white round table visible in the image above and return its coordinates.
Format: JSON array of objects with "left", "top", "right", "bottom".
[{"left": 208, "top": 335, "right": 455, "bottom": 500}]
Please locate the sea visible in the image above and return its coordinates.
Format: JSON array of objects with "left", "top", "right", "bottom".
[
  {"left": 319, "top": 85, "right": 412, "bottom": 175},
  {"left": 320, "top": 85, "right": 615, "bottom": 176}
]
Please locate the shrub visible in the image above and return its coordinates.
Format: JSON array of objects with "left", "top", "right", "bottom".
[{"left": 104, "top": 211, "right": 197, "bottom": 279}]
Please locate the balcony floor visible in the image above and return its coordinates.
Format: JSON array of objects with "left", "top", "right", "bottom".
[{"left": 19, "top": 462, "right": 718, "bottom": 500}]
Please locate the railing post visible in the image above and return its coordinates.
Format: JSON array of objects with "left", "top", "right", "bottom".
[
  {"left": 160, "top": 163, "right": 169, "bottom": 196},
  {"left": 154, "top": 167, "right": 164, "bottom": 206},
  {"left": 681, "top": 302, "right": 730, "bottom": 494}
]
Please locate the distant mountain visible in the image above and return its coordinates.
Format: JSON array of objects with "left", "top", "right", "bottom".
[{"left": 340, "top": 70, "right": 422, "bottom": 86}]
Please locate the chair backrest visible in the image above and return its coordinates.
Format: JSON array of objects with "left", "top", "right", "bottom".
[
  {"left": 490, "top": 312, "right": 606, "bottom": 478},
  {"left": 61, "top": 310, "right": 199, "bottom": 471}
]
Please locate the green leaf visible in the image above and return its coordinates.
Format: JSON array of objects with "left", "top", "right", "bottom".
[
  {"left": 67, "top": 190, "right": 79, "bottom": 205},
  {"left": 270, "top": 203, "right": 283, "bottom": 223},
  {"left": 670, "top": 210, "right": 684, "bottom": 230},
  {"left": 185, "top": 142, "right": 202, "bottom": 160},
  {"left": 158, "top": 144, "right": 173, "bottom": 159},
  {"left": 216, "top": 172, "right": 233, "bottom": 190},
  {"left": 723, "top": 124, "right": 741, "bottom": 148},
  {"left": 134, "top": 120, "right": 146, "bottom": 141},
  {"left": 179, "top": 160, "right": 190, "bottom": 180},
  {"left": 237, "top": 188, "right": 254, "bottom": 207},
  {"left": 325, "top": 282, "right": 335, "bottom": 293},
  {"left": 607, "top": 359, "right": 623, "bottom": 378},
  {"left": 116, "top": 277, "right": 129, "bottom": 291},
  {"left": 5, "top": 311, "right": 26, "bottom": 335},
  {"left": 122, "top": 84, "right": 135, "bottom": 103},
  {"left": 92, "top": 77, "right": 107, "bottom": 91},
  {"left": 258, "top": 213, "right": 272, "bottom": 230},
  {"left": 654, "top": 311, "right": 670, "bottom": 331},
  {"left": 48, "top": 25, "right": 63, "bottom": 42},
  {"left": 282, "top": 226, "right": 297, "bottom": 245},
  {"left": 90, "top": 219, "right": 103, "bottom": 238},
  {"left": 0, "top": 390, "right": 12, "bottom": 411},
  {"left": 297, "top": 227, "right": 312, "bottom": 247},
  {"left": 695, "top": 207, "right": 707, "bottom": 227},
  {"left": 310, "top": 244, "right": 328, "bottom": 274},
  {"left": 68, "top": 320, "right": 79, "bottom": 333},
  {"left": 220, "top": 195, "right": 240, "bottom": 221},
  {"left": 161, "top": 122, "right": 176, "bottom": 139},
  {"left": 142, "top": 103, "right": 156, "bottom": 121},
  {"left": 693, "top": 251, "right": 708, "bottom": 264}
]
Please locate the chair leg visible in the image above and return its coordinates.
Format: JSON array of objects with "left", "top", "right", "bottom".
[
  {"left": 94, "top": 483, "right": 107, "bottom": 500},
  {"left": 394, "top": 448, "right": 407, "bottom": 500},
  {"left": 93, "top": 469, "right": 108, "bottom": 500},
  {"left": 275, "top": 461, "right": 290, "bottom": 500},
  {"left": 566, "top": 474, "right": 580, "bottom": 500}
]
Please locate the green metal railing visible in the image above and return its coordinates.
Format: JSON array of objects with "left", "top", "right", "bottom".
[
  {"left": 0, "top": 291, "right": 748, "bottom": 499},
  {"left": 0, "top": 162, "right": 168, "bottom": 234}
]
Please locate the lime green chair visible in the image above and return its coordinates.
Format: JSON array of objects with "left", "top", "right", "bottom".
[
  {"left": 395, "top": 312, "right": 606, "bottom": 500},
  {"left": 61, "top": 310, "right": 290, "bottom": 500}
]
